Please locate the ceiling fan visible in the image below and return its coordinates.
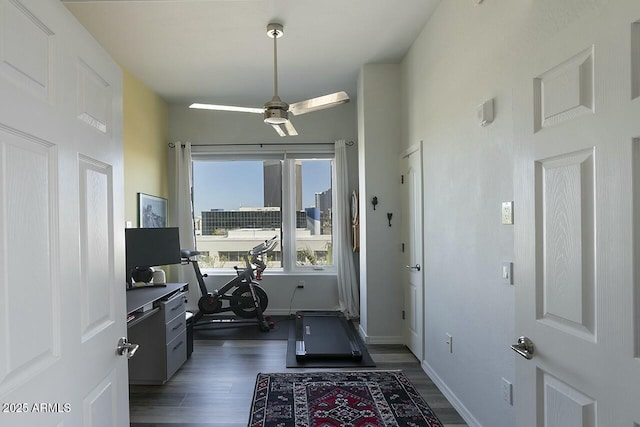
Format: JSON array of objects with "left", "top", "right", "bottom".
[{"left": 189, "top": 23, "right": 350, "bottom": 137}]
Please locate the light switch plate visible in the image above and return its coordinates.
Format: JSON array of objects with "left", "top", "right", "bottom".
[
  {"left": 501, "top": 378, "right": 513, "bottom": 405},
  {"left": 501, "top": 201, "right": 514, "bottom": 224},
  {"left": 502, "top": 262, "right": 513, "bottom": 285}
]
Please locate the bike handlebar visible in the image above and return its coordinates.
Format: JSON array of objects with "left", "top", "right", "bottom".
[
  {"left": 245, "top": 236, "right": 278, "bottom": 280},
  {"left": 249, "top": 235, "right": 278, "bottom": 256}
]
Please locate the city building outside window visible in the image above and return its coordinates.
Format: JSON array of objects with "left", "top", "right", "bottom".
[{"left": 192, "top": 152, "right": 335, "bottom": 273}]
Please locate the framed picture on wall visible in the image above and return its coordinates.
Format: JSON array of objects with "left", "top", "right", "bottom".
[{"left": 138, "top": 193, "right": 167, "bottom": 228}]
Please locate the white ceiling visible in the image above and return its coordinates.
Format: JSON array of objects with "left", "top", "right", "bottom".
[{"left": 63, "top": 0, "right": 440, "bottom": 107}]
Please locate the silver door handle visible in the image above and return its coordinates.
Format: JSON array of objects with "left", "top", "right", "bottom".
[
  {"left": 405, "top": 264, "right": 421, "bottom": 271},
  {"left": 511, "top": 336, "right": 534, "bottom": 360},
  {"left": 117, "top": 337, "right": 139, "bottom": 359}
]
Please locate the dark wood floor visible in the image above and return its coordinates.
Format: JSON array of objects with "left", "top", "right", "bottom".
[{"left": 129, "top": 339, "right": 468, "bottom": 427}]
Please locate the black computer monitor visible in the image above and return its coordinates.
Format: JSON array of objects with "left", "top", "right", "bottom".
[{"left": 125, "top": 227, "right": 181, "bottom": 287}]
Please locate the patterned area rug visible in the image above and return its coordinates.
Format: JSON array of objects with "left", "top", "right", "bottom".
[{"left": 248, "top": 371, "right": 443, "bottom": 427}]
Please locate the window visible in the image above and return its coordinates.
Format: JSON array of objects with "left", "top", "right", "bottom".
[
  {"left": 192, "top": 146, "right": 335, "bottom": 273},
  {"left": 291, "top": 159, "right": 333, "bottom": 267}
]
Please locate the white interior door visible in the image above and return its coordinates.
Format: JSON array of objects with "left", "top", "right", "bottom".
[
  {"left": 0, "top": 1, "right": 127, "bottom": 426},
  {"left": 513, "top": 2, "right": 640, "bottom": 425},
  {"left": 401, "top": 143, "right": 423, "bottom": 360}
]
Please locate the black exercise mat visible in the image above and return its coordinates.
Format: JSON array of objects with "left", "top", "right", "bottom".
[
  {"left": 286, "top": 318, "right": 376, "bottom": 368},
  {"left": 193, "top": 316, "right": 292, "bottom": 340}
]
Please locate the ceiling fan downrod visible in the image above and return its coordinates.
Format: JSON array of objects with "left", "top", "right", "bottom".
[
  {"left": 264, "top": 23, "right": 288, "bottom": 125},
  {"left": 267, "top": 23, "right": 283, "bottom": 99}
]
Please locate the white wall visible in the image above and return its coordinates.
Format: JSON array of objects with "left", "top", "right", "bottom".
[
  {"left": 399, "top": 3, "right": 517, "bottom": 426},
  {"left": 168, "top": 102, "right": 358, "bottom": 313},
  {"left": 357, "top": 64, "right": 403, "bottom": 343}
]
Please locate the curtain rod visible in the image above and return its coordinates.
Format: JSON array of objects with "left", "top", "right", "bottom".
[{"left": 168, "top": 141, "right": 354, "bottom": 148}]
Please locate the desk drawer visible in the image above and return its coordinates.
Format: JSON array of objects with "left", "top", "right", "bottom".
[
  {"left": 161, "top": 292, "right": 186, "bottom": 323},
  {"left": 166, "top": 330, "right": 187, "bottom": 379},
  {"left": 165, "top": 312, "right": 186, "bottom": 343}
]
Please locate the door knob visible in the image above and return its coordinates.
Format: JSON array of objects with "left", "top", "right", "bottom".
[
  {"left": 405, "top": 264, "right": 421, "bottom": 271},
  {"left": 117, "top": 337, "right": 139, "bottom": 359},
  {"left": 511, "top": 336, "right": 534, "bottom": 360}
]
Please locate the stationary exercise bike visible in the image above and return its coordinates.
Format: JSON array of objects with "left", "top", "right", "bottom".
[{"left": 181, "top": 236, "right": 278, "bottom": 332}]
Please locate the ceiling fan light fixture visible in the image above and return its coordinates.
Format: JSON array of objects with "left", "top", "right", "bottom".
[{"left": 264, "top": 108, "right": 288, "bottom": 125}]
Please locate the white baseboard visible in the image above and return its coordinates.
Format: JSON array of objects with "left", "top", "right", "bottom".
[
  {"left": 421, "top": 360, "right": 482, "bottom": 427},
  {"left": 357, "top": 324, "right": 403, "bottom": 344}
]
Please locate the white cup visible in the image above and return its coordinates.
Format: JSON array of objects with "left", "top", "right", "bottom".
[{"left": 152, "top": 269, "right": 166, "bottom": 285}]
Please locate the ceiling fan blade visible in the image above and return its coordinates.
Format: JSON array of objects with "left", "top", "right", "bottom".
[
  {"left": 272, "top": 124, "right": 286, "bottom": 137},
  {"left": 289, "top": 91, "right": 350, "bottom": 116},
  {"left": 284, "top": 120, "right": 298, "bottom": 136},
  {"left": 189, "top": 103, "right": 263, "bottom": 114},
  {"left": 271, "top": 120, "right": 298, "bottom": 137}
]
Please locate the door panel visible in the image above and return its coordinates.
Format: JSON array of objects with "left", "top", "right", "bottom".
[
  {"left": 401, "top": 144, "right": 423, "bottom": 360},
  {"left": 541, "top": 371, "right": 596, "bottom": 427},
  {"left": 514, "top": 2, "right": 640, "bottom": 425},
  {"left": 0, "top": 130, "right": 59, "bottom": 390},
  {"left": 79, "top": 156, "right": 115, "bottom": 341},
  {"left": 77, "top": 58, "right": 112, "bottom": 134},
  {"left": 83, "top": 370, "right": 120, "bottom": 426},
  {"left": 535, "top": 149, "right": 595, "bottom": 340},
  {"left": 533, "top": 47, "right": 594, "bottom": 132},
  {"left": 0, "top": 1, "right": 127, "bottom": 426},
  {"left": 0, "top": 0, "right": 55, "bottom": 102}
]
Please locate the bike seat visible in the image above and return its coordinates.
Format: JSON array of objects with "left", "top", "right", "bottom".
[{"left": 181, "top": 249, "right": 202, "bottom": 258}]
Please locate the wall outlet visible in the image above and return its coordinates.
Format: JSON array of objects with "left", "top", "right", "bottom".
[
  {"left": 445, "top": 333, "right": 453, "bottom": 353},
  {"left": 501, "top": 201, "right": 514, "bottom": 225},
  {"left": 501, "top": 377, "right": 513, "bottom": 405},
  {"left": 297, "top": 281, "right": 305, "bottom": 289}
]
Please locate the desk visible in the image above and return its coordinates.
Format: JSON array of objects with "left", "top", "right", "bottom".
[
  {"left": 126, "top": 283, "right": 188, "bottom": 384},
  {"left": 127, "top": 282, "right": 185, "bottom": 316}
]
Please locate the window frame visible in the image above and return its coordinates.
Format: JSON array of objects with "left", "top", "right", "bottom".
[{"left": 191, "top": 143, "right": 337, "bottom": 275}]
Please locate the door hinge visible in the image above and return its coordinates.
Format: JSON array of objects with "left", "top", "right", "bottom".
[
  {"left": 401, "top": 175, "right": 404, "bottom": 184},
  {"left": 401, "top": 243, "right": 405, "bottom": 252},
  {"left": 402, "top": 310, "right": 405, "bottom": 320}
]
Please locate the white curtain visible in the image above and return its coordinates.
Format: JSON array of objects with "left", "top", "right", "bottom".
[
  {"left": 168, "top": 141, "right": 198, "bottom": 309},
  {"left": 335, "top": 140, "right": 359, "bottom": 318}
]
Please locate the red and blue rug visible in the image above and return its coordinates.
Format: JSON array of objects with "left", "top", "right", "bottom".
[{"left": 248, "top": 370, "right": 443, "bottom": 427}]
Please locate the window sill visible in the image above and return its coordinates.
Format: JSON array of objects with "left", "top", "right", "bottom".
[{"left": 200, "top": 268, "right": 337, "bottom": 277}]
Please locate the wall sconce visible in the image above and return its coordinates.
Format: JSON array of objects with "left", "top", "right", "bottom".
[{"left": 371, "top": 196, "right": 378, "bottom": 210}]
